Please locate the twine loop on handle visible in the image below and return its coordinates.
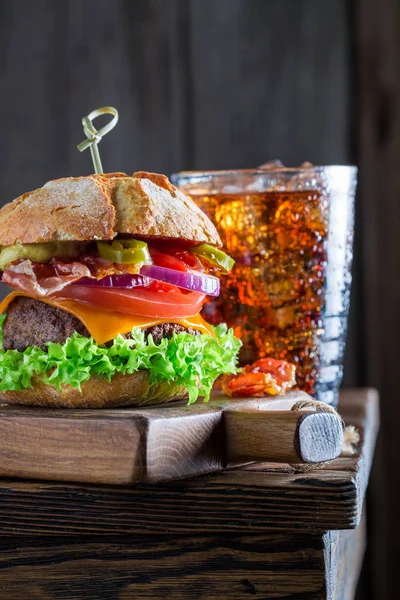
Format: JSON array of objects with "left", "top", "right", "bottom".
[
  {"left": 290, "top": 399, "right": 346, "bottom": 472},
  {"left": 77, "top": 106, "right": 119, "bottom": 174},
  {"left": 291, "top": 399, "right": 345, "bottom": 431}
]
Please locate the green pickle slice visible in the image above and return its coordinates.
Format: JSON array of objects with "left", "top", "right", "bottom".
[
  {"left": 97, "top": 239, "right": 151, "bottom": 265},
  {"left": 189, "top": 244, "right": 234, "bottom": 273}
]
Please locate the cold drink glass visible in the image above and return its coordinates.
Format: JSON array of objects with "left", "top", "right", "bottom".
[{"left": 172, "top": 166, "right": 357, "bottom": 406}]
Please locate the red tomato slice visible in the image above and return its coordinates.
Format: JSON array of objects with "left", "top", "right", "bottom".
[
  {"left": 150, "top": 249, "right": 189, "bottom": 272},
  {"left": 54, "top": 285, "right": 206, "bottom": 318},
  {"left": 174, "top": 250, "right": 205, "bottom": 271}
]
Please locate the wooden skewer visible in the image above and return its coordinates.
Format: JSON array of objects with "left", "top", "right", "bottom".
[{"left": 224, "top": 409, "right": 344, "bottom": 465}]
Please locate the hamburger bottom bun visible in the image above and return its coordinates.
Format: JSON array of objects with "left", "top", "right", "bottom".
[{"left": 0, "top": 371, "right": 188, "bottom": 409}]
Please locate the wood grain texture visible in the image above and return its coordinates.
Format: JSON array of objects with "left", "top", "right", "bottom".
[
  {"left": 0, "top": 390, "right": 345, "bottom": 485},
  {"left": 0, "top": 534, "right": 326, "bottom": 599},
  {"left": 0, "top": 0, "right": 352, "bottom": 191},
  {"left": 0, "top": 0, "right": 191, "bottom": 198},
  {"left": 356, "top": 0, "right": 400, "bottom": 598},
  {"left": 322, "top": 516, "right": 366, "bottom": 600},
  {"left": 187, "top": 0, "right": 352, "bottom": 170},
  {"left": 298, "top": 413, "right": 343, "bottom": 463},
  {"left": 333, "top": 512, "right": 367, "bottom": 600},
  {"left": 225, "top": 410, "right": 343, "bottom": 464},
  {"left": 0, "top": 389, "right": 378, "bottom": 535},
  {"left": 0, "top": 524, "right": 366, "bottom": 600}
]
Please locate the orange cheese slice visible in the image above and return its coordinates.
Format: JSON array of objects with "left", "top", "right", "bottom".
[{"left": 0, "top": 292, "right": 215, "bottom": 344}]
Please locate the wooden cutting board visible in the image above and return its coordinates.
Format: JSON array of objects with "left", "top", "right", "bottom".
[{"left": 0, "top": 390, "right": 344, "bottom": 485}]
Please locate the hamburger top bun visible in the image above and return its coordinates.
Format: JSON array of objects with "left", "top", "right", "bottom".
[{"left": 0, "top": 171, "right": 222, "bottom": 248}]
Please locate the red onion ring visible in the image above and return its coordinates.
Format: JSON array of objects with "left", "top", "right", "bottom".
[
  {"left": 73, "top": 274, "right": 151, "bottom": 288},
  {"left": 140, "top": 265, "right": 220, "bottom": 296}
]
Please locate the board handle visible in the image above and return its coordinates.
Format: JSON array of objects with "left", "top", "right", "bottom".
[{"left": 224, "top": 409, "right": 344, "bottom": 465}]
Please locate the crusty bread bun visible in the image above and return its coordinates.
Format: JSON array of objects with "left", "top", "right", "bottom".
[
  {"left": 0, "top": 171, "right": 222, "bottom": 248},
  {"left": 0, "top": 370, "right": 188, "bottom": 408}
]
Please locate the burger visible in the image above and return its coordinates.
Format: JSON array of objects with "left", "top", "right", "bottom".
[{"left": 0, "top": 171, "right": 241, "bottom": 408}]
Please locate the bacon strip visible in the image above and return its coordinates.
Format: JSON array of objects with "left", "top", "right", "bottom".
[
  {"left": 2, "top": 259, "right": 91, "bottom": 297},
  {"left": 1, "top": 256, "right": 143, "bottom": 297},
  {"left": 79, "top": 256, "right": 141, "bottom": 278}
]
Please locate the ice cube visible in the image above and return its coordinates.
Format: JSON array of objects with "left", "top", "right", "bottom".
[{"left": 258, "top": 160, "right": 285, "bottom": 170}]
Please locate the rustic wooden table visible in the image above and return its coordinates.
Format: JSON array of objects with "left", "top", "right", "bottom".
[{"left": 0, "top": 388, "right": 378, "bottom": 600}]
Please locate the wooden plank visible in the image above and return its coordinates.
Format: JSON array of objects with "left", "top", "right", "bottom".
[
  {"left": 337, "top": 513, "right": 367, "bottom": 600},
  {"left": 356, "top": 0, "right": 400, "bottom": 598},
  {"left": 0, "top": 401, "right": 223, "bottom": 486},
  {"left": 0, "top": 533, "right": 328, "bottom": 599},
  {"left": 0, "top": 391, "right": 345, "bottom": 485},
  {"left": 0, "top": 389, "right": 378, "bottom": 535},
  {"left": 188, "top": 0, "right": 352, "bottom": 170},
  {"left": 334, "top": 389, "right": 379, "bottom": 518},
  {"left": 323, "top": 513, "right": 366, "bottom": 600},
  {"left": 0, "top": 518, "right": 366, "bottom": 599},
  {"left": 0, "top": 0, "right": 191, "bottom": 196}
]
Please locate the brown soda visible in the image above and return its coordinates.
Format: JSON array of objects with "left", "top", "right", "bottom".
[{"left": 190, "top": 189, "right": 328, "bottom": 398}]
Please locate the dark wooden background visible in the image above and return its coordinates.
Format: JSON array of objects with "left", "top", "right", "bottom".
[{"left": 0, "top": 0, "right": 399, "bottom": 598}]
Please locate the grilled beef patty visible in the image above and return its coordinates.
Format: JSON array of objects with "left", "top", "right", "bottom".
[{"left": 2, "top": 296, "right": 200, "bottom": 352}]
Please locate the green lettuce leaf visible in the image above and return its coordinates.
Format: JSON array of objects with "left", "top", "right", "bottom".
[{"left": 0, "top": 318, "right": 241, "bottom": 404}]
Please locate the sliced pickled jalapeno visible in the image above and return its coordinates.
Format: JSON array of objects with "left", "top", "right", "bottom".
[
  {"left": 189, "top": 244, "right": 235, "bottom": 273},
  {"left": 97, "top": 239, "right": 151, "bottom": 264}
]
